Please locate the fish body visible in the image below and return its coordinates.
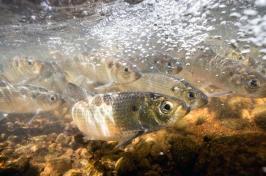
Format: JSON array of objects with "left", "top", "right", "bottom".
[
  {"left": 0, "top": 56, "right": 68, "bottom": 93},
  {"left": 28, "top": 60, "right": 69, "bottom": 93},
  {"left": 72, "top": 92, "right": 189, "bottom": 141},
  {"left": 176, "top": 46, "right": 266, "bottom": 98},
  {"left": 129, "top": 52, "right": 183, "bottom": 75},
  {"left": 59, "top": 53, "right": 142, "bottom": 88},
  {"left": 0, "top": 80, "right": 64, "bottom": 114},
  {"left": 0, "top": 56, "right": 44, "bottom": 83},
  {"left": 99, "top": 73, "right": 208, "bottom": 110}
]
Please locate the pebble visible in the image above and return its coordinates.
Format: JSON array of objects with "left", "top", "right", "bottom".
[
  {"left": 0, "top": 133, "right": 6, "bottom": 141},
  {"left": 63, "top": 169, "right": 82, "bottom": 176},
  {"left": 41, "top": 157, "right": 72, "bottom": 176},
  {"left": 115, "top": 156, "right": 135, "bottom": 175},
  {"left": 56, "top": 133, "right": 70, "bottom": 145}
]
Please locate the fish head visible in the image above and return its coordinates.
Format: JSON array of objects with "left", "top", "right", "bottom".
[
  {"left": 152, "top": 54, "right": 183, "bottom": 74},
  {"left": 171, "top": 80, "right": 208, "bottom": 109},
  {"left": 108, "top": 59, "right": 142, "bottom": 84},
  {"left": 35, "top": 92, "right": 65, "bottom": 111},
  {"left": 148, "top": 93, "right": 190, "bottom": 125},
  {"left": 11, "top": 56, "right": 44, "bottom": 75},
  {"left": 228, "top": 68, "right": 266, "bottom": 98}
]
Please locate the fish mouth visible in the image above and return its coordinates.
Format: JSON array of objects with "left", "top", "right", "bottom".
[{"left": 245, "top": 83, "right": 266, "bottom": 98}]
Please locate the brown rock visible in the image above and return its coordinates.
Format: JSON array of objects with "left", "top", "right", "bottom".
[
  {"left": 56, "top": 133, "right": 71, "bottom": 146},
  {"left": 194, "top": 133, "right": 266, "bottom": 176},
  {"left": 63, "top": 169, "right": 82, "bottom": 176},
  {"left": 144, "top": 170, "right": 161, "bottom": 176},
  {"left": 254, "top": 110, "right": 266, "bottom": 131},
  {"left": 75, "top": 147, "right": 92, "bottom": 159},
  {"left": 115, "top": 156, "right": 136, "bottom": 175},
  {"left": 41, "top": 157, "right": 72, "bottom": 176}
]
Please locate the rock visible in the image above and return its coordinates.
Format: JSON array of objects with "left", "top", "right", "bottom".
[
  {"left": 220, "top": 118, "right": 249, "bottom": 130},
  {"left": 194, "top": 133, "right": 266, "bottom": 176},
  {"left": 195, "top": 116, "right": 207, "bottom": 125},
  {"left": 254, "top": 109, "right": 266, "bottom": 131},
  {"left": 87, "top": 140, "right": 105, "bottom": 153},
  {"left": 75, "top": 147, "right": 92, "bottom": 159},
  {"left": 133, "top": 139, "right": 155, "bottom": 159},
  {"left": 0, "top": 133, "right": 6, "bottom": 142},
  {"left": 0, "top": 157, "right": 30, "bottom": 176},
  {"left": 63, "top": 169, "right": 82, "bottom": 176},
  {"left": 139, "top": 158, "right": 151, "bottom": 169},
  {"left": 56, "top": 133, "right": 71, "bottom": 146},
  {"left": 79, "top": 159, "right": 89, "bottom": 167},
  {"left": 7, "top": 135, "right": 19, "bottom": 143},
  {"left": 41, "top": 157, "right": 72, "bottom": 176},
  {"left": 73, "top": 134, "right": 86, "bottom": 145},
  {"left": 169, "top": 135, "right": 198, "bottom": 175},
  {"left": 48, "top": 143, "right": 57, "bottom": 152},
  {"left": 144, "top": 170, "right": 161, "bottom": 176},
  {"left": 115, "top": 156, "right": 136, "bottom": 175},
  {"left": 84, "top": 161, "right": 105, "bottom": 176},
  {"left": 125, "top": 128, "right": 199, "bottom": 175}
]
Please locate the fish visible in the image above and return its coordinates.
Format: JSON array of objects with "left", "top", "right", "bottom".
[
  {"left": 226, "top": 48, "right": 266, "bottom": 78},
  {"left": 28, "top": 60, "right": 70, "bottom": 93},
  {"left": 1, "top": 56, "right": 73, "bottom": 94},
  {"left": 176, "top": 46, "right": 266, "bottom": 98},
  {"left": 96, "top": 73, "right": 208, "bottom": 110},
  {"left": 62, "top": 82, "right": 93, "bottom": 104},
  {"left": 0, "top": 56, "right": 44, "bottom": 83},
  {"left": 128, "top": 52, "right": 183, "bottom": 75},
  {"left": 71, "top": 92, "right": 190, "bottom": 141},
  {"left": 0, "top": 80, "right": 65, "bottom": 114},
  {"left": 58, "top": 52, "right": 142, "bottom": 90},
  {"left": 224, "top": 49, "right": 266, "bottom": 78}
]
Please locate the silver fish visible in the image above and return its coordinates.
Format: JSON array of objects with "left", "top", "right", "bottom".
[
  {"left": 0, "top": 80, "right": 64, "bottom": 114},
  {"left": 129, "top": 52, "right": 183, "bottom": 75},
  {"left": 97, "top": 73, "right": 208, "bottom": 110},
  {"left": 176, "top": 46, "right": 266, "bottom": 98},
  {"left": 58, "top": 52, "right": 142, "bottom": 89},
  {"left": 0, "top": 56, "right": 44, "bottom": 83},
  {"left": 72, "top": 92, "right": 189, "bottom": 141}
]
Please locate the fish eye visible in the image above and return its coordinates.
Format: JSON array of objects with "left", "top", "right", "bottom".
[
  {"left": 187, "top": 91, "right": 196, "bottom": 99},
  {"left": 167, "top": 62, "right": 172, "bottom": 67},
  {"left": 160, "top": 101, "right": 173, "bottom": 114},
  {"left": 124, "top": 67, "right": 129, "bottom": 72},
  {"left": 50, "top": 95, "right": 57, "bottom": 102},
  {"left": 27, "top": 60, "right": 33, "bottom": 65},
  {"left": 247, "top": 79, "right": 260, "bottom": 89}
]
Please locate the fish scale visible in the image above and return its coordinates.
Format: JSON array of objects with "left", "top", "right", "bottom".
[
  {"left": 103, "top": 73, "right": 208, "bottom": 110},
  {"left": 177, "top": 47, "right": 266, "bottom": 97},
  {"left": 72, "top": 92, "right": 189, "bottom": 141},
  {"left": 59, "top": 53, "right": 142, "bottom": 87},
  {"left": 0, "top": 80, "right": 64, "bottom": 114},
  {"left": 1, "top": 56, "right": 44, "bottom": 83}
]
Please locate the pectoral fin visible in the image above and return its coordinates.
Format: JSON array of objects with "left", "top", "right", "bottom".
[
  {"left": 27, "top": 109, "right": 42, "bottom": 124},
  {"left": 63, "top": 83, "right": 92, "bottom": 103},
  {"left": 115, "top": 130, "right": 145, "bottom": 149}
]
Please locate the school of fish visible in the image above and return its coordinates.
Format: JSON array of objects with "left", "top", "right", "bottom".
[{"left": 0, "top": 44, "right": 266, "bottom": 144}]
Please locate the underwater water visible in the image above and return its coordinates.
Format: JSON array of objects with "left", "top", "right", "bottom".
[{"left": 0, "top": 0, "right": 266, "bottom": 175}]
